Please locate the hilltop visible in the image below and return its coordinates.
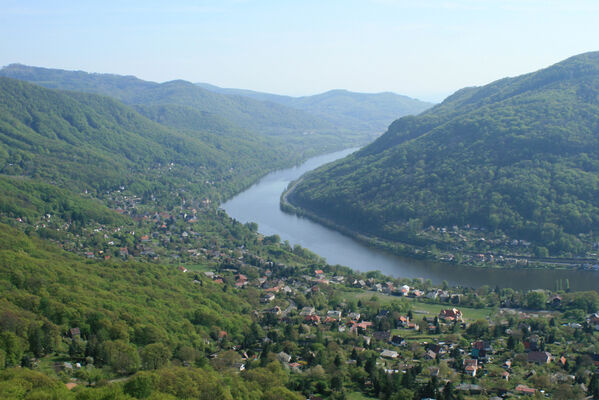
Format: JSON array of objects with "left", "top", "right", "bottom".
[{"left": 288, "top": 52, "right": 599, "bottom": 259}]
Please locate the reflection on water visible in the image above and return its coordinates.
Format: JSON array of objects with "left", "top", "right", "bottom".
[{"left": 222, "top": 149, "right": 599, "bottom": 291}]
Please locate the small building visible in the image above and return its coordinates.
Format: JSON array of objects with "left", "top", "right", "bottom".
[
  {"left": 348, "top": 312, "right": 361, "bottom": 321},
  {"left": 277, "top": 352, "right": 292, "bottom": 363},
  {"left": 528, "top": 351, "right": 552, "bottom": 364},
  {"left": 69, "top": 328, "right": 81, "bottom": 338},
  {"left": 327, "top": 310, "right": 342, "bottom": 320},
  {"left": 439, "top": 308, "right": 463, "bottom": 322},
  {"left": 299, "top": 307, "right": 315, "bottom": 316},
  {"left": 381, "top": 349, "right": 399, "bottom": 359},
  {"left": 390, "top": 335, "right": 406, "bottom": 346},
  {"left": 261, "top": 293, "right": 275, "bottom": 303},
  {"left": 515, "top": 384, "right": 536, "bottom": 395}
]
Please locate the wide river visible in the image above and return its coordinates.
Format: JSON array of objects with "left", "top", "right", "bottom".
[{"left": 222, "top": 148, "right": 599, "bottom": 291}]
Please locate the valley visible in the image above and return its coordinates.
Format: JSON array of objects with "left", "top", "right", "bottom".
[{"left": 0, "top": 55, "right": 597, "bottom": 400}]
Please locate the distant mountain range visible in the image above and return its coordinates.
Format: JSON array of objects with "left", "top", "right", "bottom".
[
  {"left": 0, "top": 64, "right": 432, "bottom": 140},
  {"left": 288, "top": 51, "right": 599, "bottom": 256},
  {"left": 196, "top": 83, "right": 433, "bottom": 134}
]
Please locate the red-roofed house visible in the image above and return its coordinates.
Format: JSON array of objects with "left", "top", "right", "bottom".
[
  {"left": 439, "top": 308, "right": 463, "bottom": 322},
  {"left": 515, "top": 385, "right": 536, "bottom": 395}
]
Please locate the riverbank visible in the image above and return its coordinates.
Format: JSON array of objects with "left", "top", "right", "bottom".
[{"left": 281, "top": 179, "right": 597, "bottom": 272}]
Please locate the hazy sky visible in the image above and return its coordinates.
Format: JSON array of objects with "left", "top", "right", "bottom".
[{"left": 2, "top": 0, "right": 598, "bottom": 102}]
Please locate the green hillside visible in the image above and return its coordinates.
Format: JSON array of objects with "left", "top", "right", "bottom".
[
  {"left": 288, "top": 52, "right": 599, "bottom": 257},
  {"left": 0, "top": 76, "right": 319, "bottom": 204},
  {"left": 0, "top": 64, "right": 354, "bottom": 138},
  {"left": 197, "top": 83, "right": 433, "bottom": 134}
]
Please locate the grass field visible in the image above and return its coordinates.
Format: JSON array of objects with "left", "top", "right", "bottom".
[
  {"left": 340, "top": 290, "right": 494, "bottom": 321},
  {"left": 347, "top": 391, "right": 377, "bottom": 400}
]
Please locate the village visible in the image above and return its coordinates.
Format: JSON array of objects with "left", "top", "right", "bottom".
[{"left": 7, "top": 186, "right": 599, "bottom": 399}]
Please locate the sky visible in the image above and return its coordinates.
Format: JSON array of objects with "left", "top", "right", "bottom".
[{"left": 1, "top": 0, "right": 598, "bottom": 102}]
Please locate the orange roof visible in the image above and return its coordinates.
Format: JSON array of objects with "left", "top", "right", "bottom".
[
  {"left": 65, "top": 383, "right": 78, "bottom": 390},
  {"left": 516, "top": 385, "right": 536, "bottom": 394}
]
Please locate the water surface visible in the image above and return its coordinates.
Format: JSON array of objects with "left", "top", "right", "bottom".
[{"left": 222, "top": 149, "right": 599, "bottom": 291}]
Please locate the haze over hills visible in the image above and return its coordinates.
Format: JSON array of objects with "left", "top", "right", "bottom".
[
  {"left": 0, "top": 64, "right": 341, "bottom": 138},
  {"left": 197, "top": 82, "right": 433, "bottom": 134},
  {"left": 288, "top": 51, "right": 599, "bottom": 256}
]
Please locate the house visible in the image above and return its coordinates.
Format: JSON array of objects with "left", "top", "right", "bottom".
[
  {"left": 455, "top": 384, "right": 483, "bottom": 395},
  {"left": 397, "top": 315, "right": 410, "bottom": 327},
  {"left": 424, "top": 350, "right": 437, "bottom": 360},
  {"left": 304, "top": 314, "right": 321, "bottom": 324},
  {"left": 407, "top": 322, "right": 419, "bottom": 331},
  {"left": 353, "top": 321, "right": 373, "bottom": 330},
  {"left": 515, "top": 385, "right": 536, "bottom": 395},
  {"left": 390, "top": 335, "right": 406, "bottom": 346},
  {"left": 69, "top": 328, "right": 81, "bottom": 338},
  {"left": 178, "top": 266, "right": 188, "bottom": 273},
  {"left": 381, "top": 349, "right": 399, "bottom": 359},
  {"left": 261, "top": 293, "right": 275, "bottom": 303},
  {"left": 232, "top": 362, "right": 245, "bottom": 371},
  {"left": 558, "top": 356, "right": 567, "bottom": 367},
  {"left": 119, "top": 247, "right": 129, "bottom": 257},
  {"left": 502, "top": 371, "right": 510, "bottom": 381},
  {"left": 528, "top": 351, "right": 552, "bottom": 364},
  {"left": 327, "top": 310, "right": 342, "bottom": 320},
  {"left": 464, "top": 359, "right": 478, "bottom": 377},
  {"left": 348, "top": 312, "right": 361, "bottom": 321},
  {"left": 288, "top": 362, "right": 302, "bottom": 372},
  {"left": 547, "top": 295, "right": 562, "bottom": 308},
  {"left": 439, "top": 308, "right": 463, "bottom": 322},
  {"left": 299, "top": 307, "right": 315, "bottom": 316},
  {"left": 399, "top": 285, "right": 410, "bottom": 296},
  {"left": 265, "top": 306, "right": 282, "bottom": 315},
  {"left": 277, "top": 352, "right": 292, "bottom": 363}
]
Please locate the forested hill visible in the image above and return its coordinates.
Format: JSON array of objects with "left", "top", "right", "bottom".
[
  {"left": 0, "top": 64, "right": 346, "bottom": 137},
  {"left": 288, "top": 51, "right": 599, "bottom": 256},
  {"left": 197, "top": 83, "right": 433, "bottom": 134},
  {"left": 0, "top": 76, "right": 313, "bottom": 203}
]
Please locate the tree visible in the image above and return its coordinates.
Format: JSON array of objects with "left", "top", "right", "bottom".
[
  {"left": 526, "top": 291, "right": 546, "bottom": 310},
  {"left": 141, "top": 343, "right": 171, "bottom": 370},
  {"left": 100, "top": 340, "right": 141, "bottom": 374},
  {"left": 262, "top": 386, "right": 303, "bottom": 400},
  {"left": 124, "top": 371, "right": 155, "bottom": 398},
  {"left": 588, "top": 373, "right": 599, "bottom": 398}
]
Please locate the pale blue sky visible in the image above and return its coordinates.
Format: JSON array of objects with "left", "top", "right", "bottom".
[{"left": 2, "top": 0, "right": 598, "bottom": 102}]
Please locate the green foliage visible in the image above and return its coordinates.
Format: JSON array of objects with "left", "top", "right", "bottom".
[
  {"left": 0, "top": 223, "right": 252, "bottom": 369},
  {"left": 526, "top": 291, "right": 547, "bottom": 309},
  {"left": 290, "top": 51, "right": 599, "bottom": 255},
  {"left": 0, "top": 368, "right": 73, "bottom": 399}
]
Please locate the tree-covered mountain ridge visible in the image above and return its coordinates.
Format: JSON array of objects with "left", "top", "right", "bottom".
[
  {"left": 288, "top": 51, "right": 599, "bottom": 259},
  {"left": 196, "top": 83, "right": 433, "bottom": 134},
  {"left": 0, "top": 63, "right": 370, "bottom": 137}
]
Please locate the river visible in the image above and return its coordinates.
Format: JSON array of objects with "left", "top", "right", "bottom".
[{"left": 222, "top": 148, "right": 599, "bottom": 291}]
